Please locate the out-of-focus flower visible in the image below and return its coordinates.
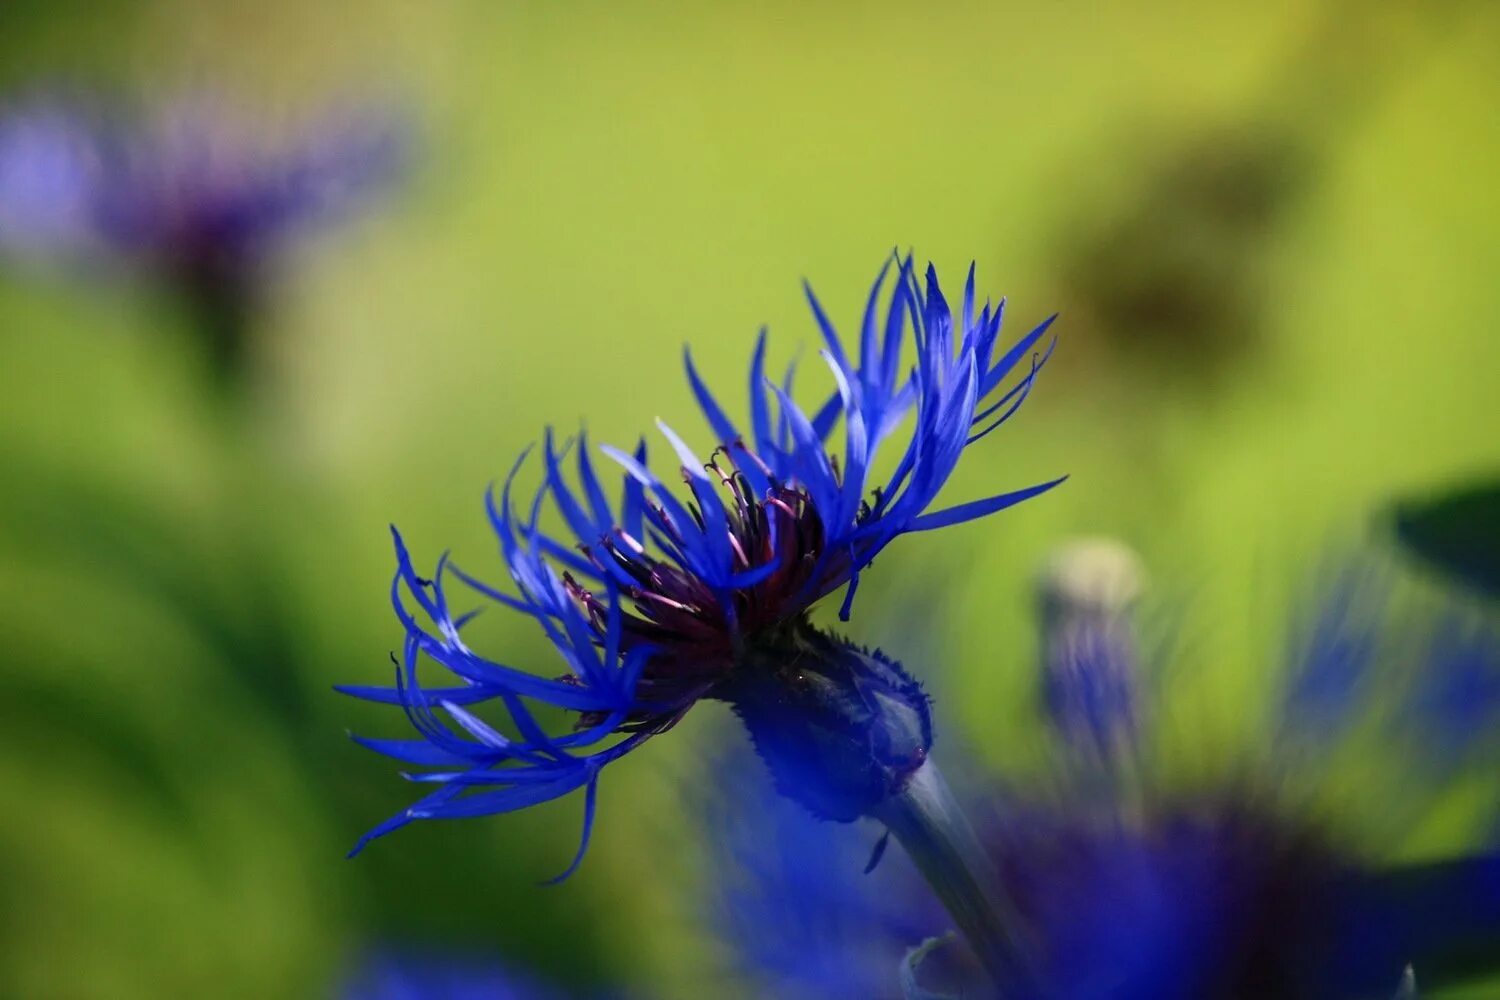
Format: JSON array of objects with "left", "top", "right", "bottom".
[
  {"left": 705, "top": 751, "right": 952, "bottom": 1000},
  {"left": 0, "top": 101, "right": 102, "bottom": 261},
  {"left": 0, "top": 90, "right": 404, "bottom": 270},
  {"left": 1035, "top": 538, "right": 1145, "bottom": 766},
  {"left": 343, "top": 258, "right": 1062, "bottom": 871},
  {"left": 705, "top": 545, "right": 1500, "bottom": 998},
  {"left": 339, "top": 946, "right": 570, "bottom": 1000},
  {"left": 0, "top": 88, "right": 406, "bottom": 375}
]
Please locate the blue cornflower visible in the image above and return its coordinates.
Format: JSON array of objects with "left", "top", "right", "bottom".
[
  {"left": 343, "top": 258, "right": 1062, "bottom": 871},
  {"left": 703, "top": 547, "right": 1500, "bottom": 998},
  {"left": 1016, "top": 560, "right": 1500, "bottom": 997}
]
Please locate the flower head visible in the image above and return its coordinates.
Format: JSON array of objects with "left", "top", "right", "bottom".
[{"left": 343, "top": 258, "right": 1062, "bottom": 869}]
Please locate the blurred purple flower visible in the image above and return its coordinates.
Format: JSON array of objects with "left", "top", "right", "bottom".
[
  {"left": 0, "top": 101, "right": 101, "bottom": 261},
  {"left": 0, "top": 88, "right": 407, "bottom": 377},
  {"left": 0, "top": 89, "right": 405, "bottom": 274}
]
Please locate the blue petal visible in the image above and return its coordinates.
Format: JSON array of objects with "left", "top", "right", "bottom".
[
  {"left": 350, "top": 735, "right": 477, "bottom": 767},
  {"left": 685, "top": 346, "right": 742, "bottom": 446},
  {"left": 981, "top": 313, "right": 1057, "bottom": 398},
  {"left": 541, "top": 774, "right": 601, "bottom": 884},
  {"left": 411, "top": 768, "right": 594, "bottom": 819},
  {"left": 336, "top": 683, "right": 497, "bottom": 707},
  {"left": 907, "top": 476, "right": 1068, "bottom": 532},
  {"left": 803, "top": 279, "right": 851, "bottom": 374}
]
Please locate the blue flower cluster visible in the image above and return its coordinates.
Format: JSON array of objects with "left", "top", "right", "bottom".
[
  {"left": 343, "top": 259, "right": 1061, "bottom": 869},
  {"left": 705, "top": 553, "right": 1500, "bottom": 999}
]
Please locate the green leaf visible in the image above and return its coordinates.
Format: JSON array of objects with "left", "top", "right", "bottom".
[{"left": 1390, "top": 479, "right": 1500, "bottom": 599}]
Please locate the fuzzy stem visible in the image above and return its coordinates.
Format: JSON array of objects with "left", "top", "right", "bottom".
[{"left": 876, "top": 760, "right": 1022, "bottom": 989}]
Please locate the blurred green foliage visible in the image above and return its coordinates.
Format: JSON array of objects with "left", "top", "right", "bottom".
[{"left": 0, "top": 2, "right": 1497, "bottom": 997}]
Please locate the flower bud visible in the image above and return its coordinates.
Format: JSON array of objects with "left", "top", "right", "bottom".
[
  {"left": 724, "top": 618, "right": 933, "bottom": 822},
  {"left": 1035, "top": 538, "right": 1145, "bottom": 761}
]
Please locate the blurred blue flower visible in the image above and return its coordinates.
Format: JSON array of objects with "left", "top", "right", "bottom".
[
  {"left": 705, "top": 750, "right": 953, "bottom": 999},
  {"left": 0, "top": 88, "right": 406, "bottom": 377},
  {"left": 705, "top": 551, "right": 1500, "bottom": 998},
  {"left": 0, "top": 100, "right": 102, "bottom": 262},
  {"left": 1035, "top": 538, "right": 1145, "bottom": 766},
  {"left": 343, "top": 259, "right": 1062, "bottom": 870},
  {"left": 1275, "top": 567, "right": 1390, "bottom": 750},
  {"left": 0, "top": 89, "right": 405, "bottom": 275},
  {"left": 1407, "top": 614, "right": 1500, "bottom": 761},
  {"left": 339, "top": 947, "right": 569, "bottom": 1000}
]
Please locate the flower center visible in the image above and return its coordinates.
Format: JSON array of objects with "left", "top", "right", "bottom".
[{"left": 563, "top": 447, "right": 825, "bottom": 684}]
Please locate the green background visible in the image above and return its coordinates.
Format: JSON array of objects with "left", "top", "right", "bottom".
[{"left": 1, "top": 2, "right": 1497, "bottom": 996}]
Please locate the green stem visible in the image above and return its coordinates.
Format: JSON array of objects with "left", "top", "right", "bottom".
[{"left": 876, "top": 760, "right": 1021, "bottom": 989}]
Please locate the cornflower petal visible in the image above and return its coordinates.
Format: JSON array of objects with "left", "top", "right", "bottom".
[
  {"left": 684, "top": 347, "right": 742, "bottom": 446},
  {"left": 908, "top": 476, "right": 1070, "bottom": 532}
]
